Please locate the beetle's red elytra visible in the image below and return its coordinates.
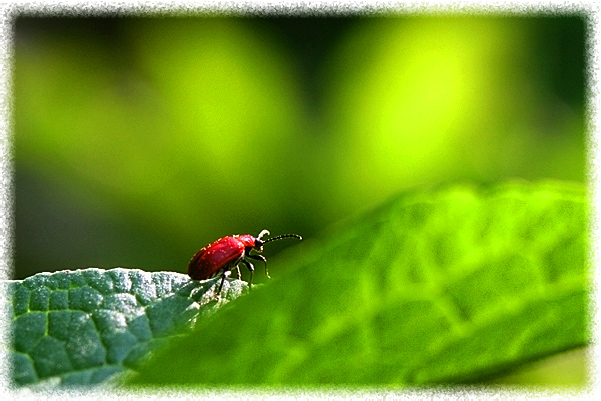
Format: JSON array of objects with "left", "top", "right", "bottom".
[{"left": 188, "top": 229, "right": 302, "bottom": 295}]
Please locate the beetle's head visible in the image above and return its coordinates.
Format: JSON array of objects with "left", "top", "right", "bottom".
[
  {"left": 254, "top": 229, "right": 302, "bottom": 252},
  {"left": 253, "top": 229, "right": 271, "bottom": 252}
]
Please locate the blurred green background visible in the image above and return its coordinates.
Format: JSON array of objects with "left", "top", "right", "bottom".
[{"left": 13, "top": 16, "right": 586, "bottom": 280}]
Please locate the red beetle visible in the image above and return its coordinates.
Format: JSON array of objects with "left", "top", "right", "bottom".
[{"left": 188, "top": 229, "right": 302, "bottom": 295}]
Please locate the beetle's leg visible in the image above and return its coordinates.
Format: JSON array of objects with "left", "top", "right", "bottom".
[
  {"left": 234, "top": 265, "right": 241, "bottom": 280},
  {"left": 216, "top": 270, "right": 231, "bottom": 297},
  {"left": 247, "top": 254, "right": 269, "bottom": 278},
  {"left": 240, "top": 259, "right": 255, "bottom": 290}
]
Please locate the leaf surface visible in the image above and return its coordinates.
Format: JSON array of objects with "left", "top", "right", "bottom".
[
  {"left": 129, "top": 181, "right": 588, "bottom": 385},
  {"left": 3, "top": 268, "right": 247, "bottom": 387}
]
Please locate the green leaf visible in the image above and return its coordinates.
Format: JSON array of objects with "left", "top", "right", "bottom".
[
  {"left": 2, "top": 268, "right": 248, "bottom": 387},
  {"left": 129, "top": 181, "right": 588, "bottom": 386}
]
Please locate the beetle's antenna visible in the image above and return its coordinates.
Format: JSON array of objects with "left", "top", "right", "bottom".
[
  {"left": 263, "top": 234, "right": 303, "bottom": 243},
  {"left": 257, "top": 229, "right": 270, "bottom": 240}
]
